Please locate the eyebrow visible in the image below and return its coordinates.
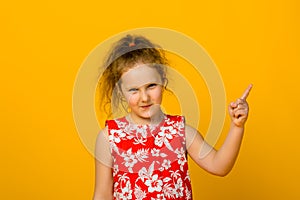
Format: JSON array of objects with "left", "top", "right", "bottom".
[{"left": 123, "top": 82, "right": 160, "bottom": 90}]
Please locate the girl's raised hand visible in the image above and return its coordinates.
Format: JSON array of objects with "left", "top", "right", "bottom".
[{"left": 228, "top": 84, "right": 253, "bottom": 127}]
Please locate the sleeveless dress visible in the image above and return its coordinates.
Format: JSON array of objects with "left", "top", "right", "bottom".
[{"left": 106, "top": 114, "right": 193, "bottom": 200}]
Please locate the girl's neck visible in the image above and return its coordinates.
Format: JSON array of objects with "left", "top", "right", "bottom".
[{"left": 127, "top": 110, "right": 165, "bottom": 126}]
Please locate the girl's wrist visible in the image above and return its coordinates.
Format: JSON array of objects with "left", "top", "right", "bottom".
[{"left": 230, "top": 122, "right": 245, "bottom": 130}]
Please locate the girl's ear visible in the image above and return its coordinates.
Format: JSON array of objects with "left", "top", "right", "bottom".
[{"left": 163, "top": 78, "right": 168, "bottom": 90}]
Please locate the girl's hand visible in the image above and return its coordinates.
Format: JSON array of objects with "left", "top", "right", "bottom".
[{"left": 228, "top": 84, "right": 252, "bottom": 127}]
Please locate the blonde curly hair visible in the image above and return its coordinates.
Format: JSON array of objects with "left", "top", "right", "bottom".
[{"left": 97, "top": 34, "right": 169, "bottom": 117}]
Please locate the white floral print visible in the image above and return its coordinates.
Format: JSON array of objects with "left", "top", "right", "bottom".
[
  {"left": 173, "top": 178, "right": 184, "bottom": 198},
  {"left": 154, "top": 126, "right": 177, "bottom": 151},
  {"left": 121, "top": 148, "right": 138, "bottom": 173},
  {"left": 145, "top": 174, "right": 163, "bottom": 192},
  {"left": 159, "top": 159, "right": 171, "bottom": 171},
  {"left": 107, "top": 115, "right": 192, "bottom": 199},
  {"left": 109, "top": 129, "right": 126, "bottom": 143},
  {"left": 120, "top": 180, "right": 132, "bottom": 199},
  {"left": 151, "top": 148, "right": 160, "bottom": 157},
  {"left": 134, "top": 185, "right": 147, "bottom": 200},
  {"left": 175, "top": 147, "right": 187, "bottom": 171},
  {"left": 135, "top": 148, "right": 149, "bottom": 162}
]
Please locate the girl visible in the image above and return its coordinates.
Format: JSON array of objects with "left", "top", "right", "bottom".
[{"left": 93, "top": 34, "right": 252, "bottom": 200}]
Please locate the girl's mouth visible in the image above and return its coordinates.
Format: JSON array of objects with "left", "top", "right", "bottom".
[{"left": 140, "top": 105, "right": 152, "bottom": 109}]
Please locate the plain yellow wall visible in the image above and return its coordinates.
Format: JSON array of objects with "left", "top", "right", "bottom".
[{"left": 1, "top": 0, "right": 300, "bottom": 199}]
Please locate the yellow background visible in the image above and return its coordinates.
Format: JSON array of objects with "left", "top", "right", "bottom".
[{"left": 1, "top": 0, "right": 300, "bottom": 199}]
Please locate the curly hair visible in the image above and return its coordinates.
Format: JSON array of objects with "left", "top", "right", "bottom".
[{"left": 97, "top": 34, "right": 169, "bottom": 117}]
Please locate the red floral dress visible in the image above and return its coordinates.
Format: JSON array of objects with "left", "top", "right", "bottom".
[{"left": 106, "top": 114, "right": 193, "bottom": 200}]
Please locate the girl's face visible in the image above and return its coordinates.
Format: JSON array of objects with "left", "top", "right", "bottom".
[{"left": 120, "top": 63, "right": 164, "bottom": 124}]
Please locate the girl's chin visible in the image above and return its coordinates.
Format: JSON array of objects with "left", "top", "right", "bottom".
[
  {"left": 142, "top": 111, "right": 164, "bottom": 120},
  {"left": 137, "top": 113, "right": 152, "bottom": 119},
  {"left": 134, "top": 112, "right": 156, "bottom": 120}
]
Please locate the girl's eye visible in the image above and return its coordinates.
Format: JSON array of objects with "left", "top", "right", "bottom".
[
  {"left": 148, "top": 83, "right": 157, "bottom": 88},
  {"left": 129, "top": 88, "right": 138, "bottom": 92}
]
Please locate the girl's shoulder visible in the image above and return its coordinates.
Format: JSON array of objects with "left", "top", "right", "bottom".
[
  {"left": 97, "top": 117, "right": 125, "bottom": 138},
  {"left": 98, "top": 126, "right": 108, "bottom": 137},
  {"left": 104, "top": 116, "right": 129, "bottom": 131}
]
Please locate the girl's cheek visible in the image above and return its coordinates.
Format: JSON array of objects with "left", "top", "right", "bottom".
[
  {"left": 151, "top": 88, "right": 163, "bottom": 99},
  {"left": 126, "top": 93, "right": 139, "bottom": 104}
]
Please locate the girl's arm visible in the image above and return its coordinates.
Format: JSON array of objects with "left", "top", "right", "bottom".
[
  {"left": 187, "top": 84, "right": 252, "bottom": 176},
  {"left": 93, "top": 128, "right": 114, "bottom": 200}
]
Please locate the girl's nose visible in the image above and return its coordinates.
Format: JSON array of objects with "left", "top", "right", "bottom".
[{"left": 140, "top": 90, "right": 149, "bottom": 102}]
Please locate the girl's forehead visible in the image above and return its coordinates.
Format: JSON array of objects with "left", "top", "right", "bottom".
[{"left": 120, "top": 64, "right": 163, "bottom": 88}]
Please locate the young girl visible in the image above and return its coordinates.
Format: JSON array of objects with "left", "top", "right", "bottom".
[{"left": 93, "top": 34, "right": 252, "bottom": 200}]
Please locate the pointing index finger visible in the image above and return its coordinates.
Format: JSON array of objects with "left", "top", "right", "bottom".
[{"left": 240, "top": 84, "right": 253, "bottom": 100}]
